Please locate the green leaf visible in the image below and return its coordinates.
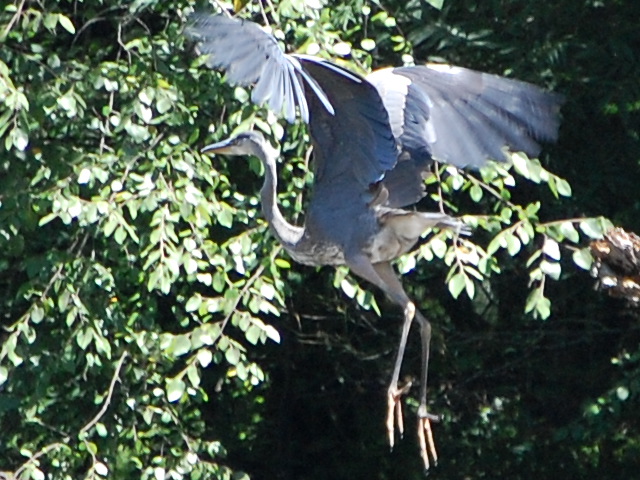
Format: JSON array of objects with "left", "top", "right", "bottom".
[
  {"left": 464, "top": 274, "right": 475, "bottom": 299},
  {"left": 616, "top": 386, "right": 629, "bottom": 401},
  {"left": 166, "top": 378, "right": 186, "bottom": 403},
  {"left": 425, "top": 0, "right": 444, "bottom": 9},
  {"left": 264, "top": 324, "right": 280, "bottom": 343},
  {"left": 360, "top": 39, "right": 376, "bottom": 51},
  {"left": 217, "top": 204, "right": 234, "bottom": 228},
  {"left": 525, "top": 289, "right": 540, "bottom": 314},
  {"left": 580, "top": 218, "right": 607, "bottom": 239},
  {"left": 333, "top": 42, "right": 352, "bottom": 56},
  {"left": 536, "top": 296, "right": 551, "bottom": 319},
  {"left": 186, "top": 364, "right": 201, "bottom": 387},
  {"left": 197, "top": 348, "right": 213, "bottom": 367},
  {"left": 76, "top": 328, "right": 93, "bottom": 350},
  {"left": 559, "top": 222, "right": 580, "bottom": 243},
  {"left": 516, "top": 224, "right": 531, "bottom": 245},
  {"left": 170, "top": 334, "right": 192, "bottom": 357},
  {"left": 555, "top": 177, "right": 572, "bottom": 197},
  {"left": 487, "top": 233, "right": 503, "bottom": 256},
  {"left": 543, "top": 238, "right": 561, "bottom": 260},
  {"left": 512, "top": 152, "right": 529, "bottom": 178},
  {"left": 341, "top": 278, "right": 356, "bottom": 298},
  {"left": 501, "top": 207, "right": 512, "bottom": 222},
  {"left": 31, "top": 305, "right": 45, "bottom": 323},
  {"left": 114, "top": 225, "right": 127, "bottom": 244},
  {"left": 245, "top": 324, "right": 261, "bottom": 345},
  {"left": 185, "top": 294, "right": 202, "bottom": 312},
  {"left": 448, "top": 272, "right": 466, "bottom": 299},
  {"left": 225, "top": 346, "right": 240, "bottom": 366},
  {"left": 58, "top": 14, "right": 76, "bottom": 34},
  {"left": 95, "top": 423, "right": 108, "bottom": 437},
  {"left": 541, "top": 260, "right": 561, "bottom": 280},
  {"left": 430, "top": 237, "right": 447, "bottom": 258},
  {"left": 525, "top": 290, "right": 551, "bottom": 319},
  {"left": 78, "top": 168, "right": 91, "bottom": 184},
  {"left": 572, "top": 248, "right": 593, "bottom": 270},
  {"left": 274, "top": 258, "right": 290, "bottom": 269},
  {"left": 11, "top": 127, "right": 28, "bottom": 151},
  {"left": 0, "top": 366, "right": 8, "bottom": 385},
  {"left": 260, "top": 282, "right": 275, "bottom": 300},
  {"left": 505, "top": 232, "right": 522, "bottom": 256},
  {"left": 469, "top": 183, "right": 483, "bottom": 202}
]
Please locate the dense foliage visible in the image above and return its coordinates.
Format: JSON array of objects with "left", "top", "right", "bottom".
[{"left": 1, "top": 0, "right": 639, "bottom": 479}]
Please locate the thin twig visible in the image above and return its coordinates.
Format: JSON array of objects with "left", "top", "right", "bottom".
[
  {"left": 210, "top": 244, "right": 283, "bottom": 347},
  {"left": 79, "top": 351, "right": 128, "bottom": 437},
  {"left": 13, "top": 442, "right": 67, "bottom": 479},
  {"left": 1, "top": 0, "right": 26, "bottom": 40}
]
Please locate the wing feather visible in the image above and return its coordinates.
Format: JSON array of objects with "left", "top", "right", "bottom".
[
  {"left": 296, "top": 57, "right": 398, "bottom": 191},
  {"left": 185, "top": 14, "right": 334, "bottom": 122},
  {"left": 368, "top": 64, "right": 564, "bottom": 169}
]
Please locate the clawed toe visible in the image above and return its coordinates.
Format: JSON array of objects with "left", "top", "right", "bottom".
[
  {"left": 386, "top": 388, "right": 440, "bottom": 470},
  {"left": 386, "top": 382, "right": 413, "bottom": 448},
  {"left": 417, "top": 413, "right": 438, "bottom": 470}
]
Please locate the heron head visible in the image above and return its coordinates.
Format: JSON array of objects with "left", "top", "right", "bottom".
[{"left": 201, "top": 130, "right": 266, "bottom": 157}]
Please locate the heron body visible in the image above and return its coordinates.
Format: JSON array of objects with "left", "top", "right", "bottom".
[
  {"left": 188, "top": 14, "right": 563, "bottom": 470},
  {"left": 205, "top": 131, "right": 465, "bottom": 268},
  {"left": 291, "top": 205, "right": 467, "bottom": 267}
]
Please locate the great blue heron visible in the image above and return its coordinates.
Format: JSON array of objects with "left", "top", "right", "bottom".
[{"left": 186, "top": 14, "right": 563, "bottom": 469}]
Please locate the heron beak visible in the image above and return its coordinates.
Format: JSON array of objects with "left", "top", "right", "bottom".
[{"left": 201, "top": 138, "right": 235, "bottom": 155}]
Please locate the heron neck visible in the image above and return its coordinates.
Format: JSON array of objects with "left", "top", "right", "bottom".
[{"left": 258, "top": 147, "right": 304, "bottom": 248}]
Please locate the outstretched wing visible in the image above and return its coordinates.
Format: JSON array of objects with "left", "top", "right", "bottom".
[
  {"left": 292, "top": 57, "right": 401, "bottom": 247},
  {"left": 295, "top": 57, "right": 398, "bottom": 192},
  {"left": 185, "top": 14, "right": 333, "bottom": 123},
  {"left": 367, "top": 64, "right": 564, "bottom": 169}
]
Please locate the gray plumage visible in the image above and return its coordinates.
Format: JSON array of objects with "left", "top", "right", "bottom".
[{"left": 188, "top": 14, "right": 563, "bottom": 470}]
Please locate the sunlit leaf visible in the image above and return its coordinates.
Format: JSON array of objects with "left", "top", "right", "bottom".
[
  {"left": 580, "top": 218, "right": 606, "bottom": 239},
  {"left": 166, "top": 378, "right": 185, "bottom": 403},
  {"left": 616, "top": 386, "right": 629, "bottom": 401},
  {"left": 95, "top": 423, "right": 108, "bottom": 437},
  {"left": 225, "top": 346, "right": 241, "bottom": 366},
  {"left": 245, "top": 324, "right": 261, "bottom": 345},
  {"left": 333, "top": 42, "right": 352, "bottom": 56},
  {"left": 11, "top": 127, "right": 28, "bottom": 151},
  {"left": 448, "top": 272, "right": 466, "bottom": 299},
  {"left": 425, "top": 0, "right": 444, "bottom": 9},
  {"left": 197, "top": 348, "right": 213, "bottom": 367},
  {"left": 505, "top": 233, "right": 522, "bottom": 256},
  {"left": 555, "top": 177, "right": 572, "bottom": 197},
  {"left": 541, "top": 260, "right": 561, "bottom": 280},
  {"left": 186, "top": 294, "right": 202, "bottom": 312},
  {"left": 341, "top": 278, "right": 356, "bottom": 298},
  {"left": 264, "top": 324, "right": 281, "bottom": 343},
  {"left": 187, "top": 364, "right": 201, "bottom": 387},
  {"left": 572, "top": 248, "right": 593, "bottom": 270},
  {"left": 559, "top": 221, "right": 580, "bottom": 243},
  {"left": 431, "top": 237, "right": 447, "bottom": 258},
  {"left": 543, "top": 238, "right": 561, "bottom": 260},
  {"left": 58, "top": 14, "right": 76, "bottom": 34},
  {"left": 469, "top": 183, "right": 483, "bottom": 202},
  {"left": 361, "top": 38, "right": 376, "bottom": 51}
]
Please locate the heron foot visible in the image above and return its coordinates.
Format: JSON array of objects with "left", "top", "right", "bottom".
[
  {"left": 386, "top": 381, "right": 413, "bottom": 449},
  {"left": 417, "top": 405, "right": 440, "bottom": 470}
]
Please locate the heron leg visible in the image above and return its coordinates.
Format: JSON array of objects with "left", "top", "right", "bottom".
[
  {"left": 414, "top": 310, "right": 439, "bottom": 469},
  {"left": 345, "top": 255, "right": 437, "bottom": 468},
  {"left": 369, "top": 262, "right": 417, "bottom": 451},
  {"left": 372, "top": 263, "right": 439, "bottom": 469}
]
